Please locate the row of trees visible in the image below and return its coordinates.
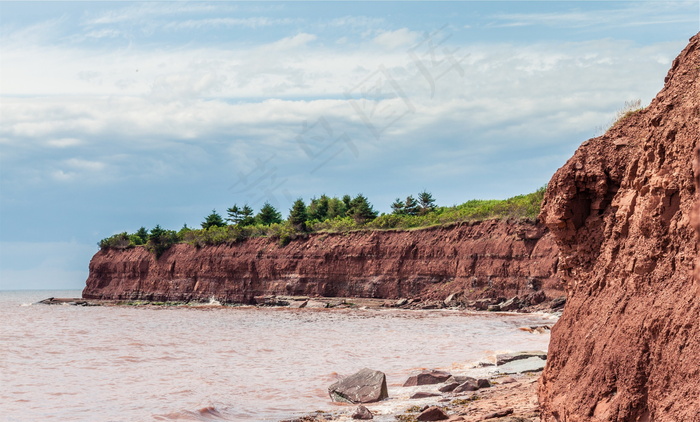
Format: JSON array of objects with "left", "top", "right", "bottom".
[
  {"left": 391, "top": 191, "right": 436, "bottom": 216},
  {"left": 201, "top": 193, "right": 382, "bottom": 231}
]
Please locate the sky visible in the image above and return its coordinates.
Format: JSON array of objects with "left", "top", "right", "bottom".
[{"left": 1, "top": 1, "right": 699, "bottom": 290}]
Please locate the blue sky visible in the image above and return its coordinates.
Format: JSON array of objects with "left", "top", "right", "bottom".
[{"left": 1, "top": 1, "right": 698, "bottom": 290}]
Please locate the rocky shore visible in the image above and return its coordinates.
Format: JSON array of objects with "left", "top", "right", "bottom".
[{"left": 282, "top": 351, "right": 551, "bottom": 422}]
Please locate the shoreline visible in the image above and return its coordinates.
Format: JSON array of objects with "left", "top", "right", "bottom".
[
  {"left": 282, "top": 363, "right": 546, "bottom": 422},
  {"left": 36, "top": 294, "right": 565, "bottom": 316}
]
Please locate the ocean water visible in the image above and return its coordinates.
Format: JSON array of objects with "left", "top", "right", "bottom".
[{"left": 1, "top": 290, "right": 555, "bottom": 421}]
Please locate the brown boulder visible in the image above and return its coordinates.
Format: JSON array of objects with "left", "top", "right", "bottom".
[
  {"left": 328, "top": 368, "right": 388, "bottom": 404},
  {"left": 403, "top": 369, "right": 452, "bottom": 387},
  {"left": 417, "top": 406, "right": 449, "bottom": 421},
  {"left": 352, "top": 405, "right": 373, "bottom": 420}
]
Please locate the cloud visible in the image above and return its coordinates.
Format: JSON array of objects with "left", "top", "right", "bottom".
[
  {"left": 164, "top": 17, "right": 296, "bottom": 30},
  {"left": 373, "top": 28, "right": 420, "bottom": 49}
]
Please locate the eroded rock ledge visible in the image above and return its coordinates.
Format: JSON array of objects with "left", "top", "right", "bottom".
[
  {"left": 538, "top": 33, "right": 700, "bottom": 421},
  {"left": 83, "top": 219, "right": 563, "bottom": 306}
]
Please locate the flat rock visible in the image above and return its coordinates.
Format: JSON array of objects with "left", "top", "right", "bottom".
[
  {"left": 328, "top": 368, "right": 388, "bottom": 404},
  {"left": 417, "top": 406, "right": 449, "bottom": 421},
  {"left": 482, "top": 408, "right": 514, "bottom": 419},
  {"left": 494, "top": 357, "right": 546, "bottom": 374},
  {"left": 305, "top": 300, "right": 328, "bottom": 309},
  {"left": 403, "top": 369, "right": 452, "bottom": 387},
  {"left": 495, "top": 351, "right": 546, "bottom": 366},
  {"left": 411, "top": 392, "right": 441, "bottom": 399}
]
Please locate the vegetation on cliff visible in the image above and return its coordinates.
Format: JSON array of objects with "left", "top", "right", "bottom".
[{"left": 99, "top": 187, "right": 545, "bottom": 254}]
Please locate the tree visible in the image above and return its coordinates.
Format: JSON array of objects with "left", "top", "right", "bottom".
[
  {"left": 288, "top": 198, "right": 309, "bottom": 231},
  {"left": 256, "top": 202, "right": 282, "bottom": 225},
  {"left": 147, "top": 225, "right": 179, "bottom": 258},
  {"left": 134, "top": 227, "right": 149, "bottom": 244},
  {"left": 201, "top": 210, "right": 226, "bottom": 229},
  {"left": 308, "top": 195, "right": 330, "bottom": 221},
  {"left": 404, "top": 195, "right": 419, "bottom": 216},
  {"left": 418, "top": 191, "right": 436, "bottom": 215},
  {"left": 391, "top": 198, "right": 406, "bottom": 215},
  {"left": 227, "top": 204, "right": 255, "bottom": 226},
  {"left": 226, "top": 204, "right": 241, "bottom": 224},
  {"left": 327, "top": 196, "right": 347, "bottom": 219},
  {"left": 348, "top": 194, "right": 378, "bottom": 224},
  {"left": 239, "top": 204, "right": 255, "bottom": 226}
]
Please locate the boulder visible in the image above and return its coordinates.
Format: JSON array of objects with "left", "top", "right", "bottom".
[
  {"left": 403, "top": 369, "right": 452, "bottom": 387},
  {"left": 328, "top": 368, "right": 388, "bottom": 404},
  {"left": 452, "top": 379, "right": 479, "bottom": 393},
  {"left": 476, "top": 379, "right": 491, "bottom": 389},
  {"left": 305, "top": 300, "right": 327, "bottom": 309},
  {"left": 499, "top": 296, "right": 521, "bottom": 311},
  {"left": 438, "top": 382, "right": 460, "bottom": 393},
  {"left": 352, "top": 405, "right": 373, "bottom": 420},
  {"left": 417, "top": 406, "right": 449, "bottom": 421}
]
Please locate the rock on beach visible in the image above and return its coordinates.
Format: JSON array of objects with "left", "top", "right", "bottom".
[{"left": 328, "top": 368, "right": 388, "bottom": 404}]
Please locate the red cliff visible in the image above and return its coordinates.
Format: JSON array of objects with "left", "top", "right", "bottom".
[
  {"left": 539, "top": 34, "right": 700, "bottom": 421},
  {"left": 83, "top": 219, "right": 562, "bottom": 305}
]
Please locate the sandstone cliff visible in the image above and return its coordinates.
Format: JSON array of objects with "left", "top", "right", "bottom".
[
  {"left": 539, "top": 34, "right": 700, "bottom": 421},
  {"left": 83, "top": 219, "right": 563, "bottom": 305}
]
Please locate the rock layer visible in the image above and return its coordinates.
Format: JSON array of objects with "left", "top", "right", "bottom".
[
  {"left": 83, "top": 219, "right": 562, "bottom": 304},
  {"left": 539, "top": 34, "right": 700, "bottom": 421}
]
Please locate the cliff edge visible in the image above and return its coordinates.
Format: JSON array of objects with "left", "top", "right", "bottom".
[
  {"left": 83, "top": 219, "right": 563, "bottom": 305},
  {"left": 539, "top": 34, "right": 700, "bottom": 421}
]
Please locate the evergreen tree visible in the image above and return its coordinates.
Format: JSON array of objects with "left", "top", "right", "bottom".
[
  {"left": 149, "top": 224, "right": 167, "bottom": 240},
  {"left": 404, "top": 195, "right": 419, "bottom": 216},
  {"left": 418, "top": 190, "right": 437, "bottom": 215},
  {"left": 342, "top": 194, "right": 353, "bottom": 211},
  {"left": 288, "top": 198, "right": 309, "bottom": 231},
  {"left": 308, "top": 195, "right": 330, "bottom": 221},
  {"left": 240, "top": 204, "right": 255, "bottom": 226},
  {"left": 134, "top": 227, "right": 149, "bottom": 244},
  {"left": 348, "top": 194, "right": 378, "bottom": 224},
  {"left": 391, "top": 198, "right": 406, "bottom": 215},
  {"left": 327, "top": 197, "right": 347, "bottom": 219},
  {"left": 256, "top": 202, "right": 282, "bottom": 225},
  {"left": 227, "top": 204, "right": 255, "bottom": 226},
  {"left": 226, "top": 204, "right": 241, "bottom": 224},
  {"left": 201, "top": 210, "right": 226, "bottom": 229}
]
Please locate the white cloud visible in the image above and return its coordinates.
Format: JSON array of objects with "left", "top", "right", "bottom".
[
  {"left": 46, "top": 138, "right": 83, "bottom": 148},
  {"left": 373, "top": 28, "right": 420, "bottom": 50}
]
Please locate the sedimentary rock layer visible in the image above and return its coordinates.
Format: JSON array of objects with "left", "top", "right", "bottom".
[
  {"left": 83, "top": 219, "right": 562, "bottom": 304},
  {"left": 539, "top": 34, "right": 700, "bottom": 421}
]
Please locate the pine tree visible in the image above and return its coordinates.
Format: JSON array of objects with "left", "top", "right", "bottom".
[
  {"left": 404, "top": 195, "right": 419, "bottom": 216},
  {"left": 391, "top": 198, "right": 406, "bottom": 215},
  {"left": 288, "top": 198, "right": 309, "bottom": 231},
  {"left": 418, "top": 191, "right": 436, "bottom": 215},
  {"left": 327, "top": 197, "right": 347, "bottom": 219},
  {"left": 240, "top": 204, "right": 255, "bottom": 226},
  {"left": 201, "top": 210, "right": 226, "bottom": 229},
  {"left": 348, "top": 194, "right": 378, "bottom": 224},
  {"left": 135, "top": 227, "right": 149, "bottom": 244},
  {"left": 256, "top": 202, "right": 282, "bottom": 225},
  {"left": 226, "top": 204, "right": 241, "bottom": 224},
  {"left": 308, "top": 195, "right": 330, "bottom": 221}
]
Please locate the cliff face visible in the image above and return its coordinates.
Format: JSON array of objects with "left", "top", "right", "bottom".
[
  {"left": 539, "top": 34, "right": 700, "bottom": 421},
  {"left": 83, "top": 219, "right": 563, "bottom": 304}
]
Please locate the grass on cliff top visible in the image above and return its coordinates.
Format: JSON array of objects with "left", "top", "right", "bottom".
[{"left": 99, "top": 187, "right": 545, "bottom": 253}]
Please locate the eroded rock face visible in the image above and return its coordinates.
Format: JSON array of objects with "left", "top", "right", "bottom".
[
  {"left": 539, "top": 34, "right": 700, "bottom": 421},
  {"left": 82, "top": 220, "right": 563, "bottom": 304}
]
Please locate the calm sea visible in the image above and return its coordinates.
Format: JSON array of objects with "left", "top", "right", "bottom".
[{"left": 1, "top": 290, "right": 554, "bottom": 421}]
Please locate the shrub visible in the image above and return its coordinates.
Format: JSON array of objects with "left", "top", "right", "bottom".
[{"left": 99, "top": 232, "right": 132, "bottom": 249}]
